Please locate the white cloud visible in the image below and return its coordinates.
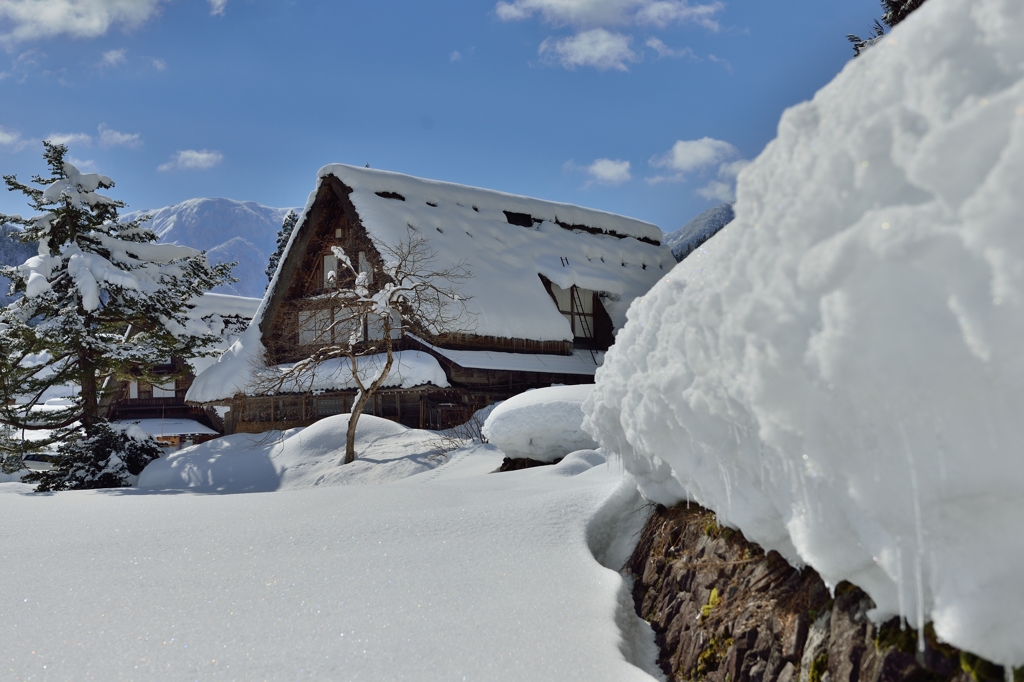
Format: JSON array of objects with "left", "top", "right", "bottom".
[
  {"left": 66, "top": 155, "right": 96, "bottom": 170},
  {"left": 645, "top": 37, "right": 694, "bottom": 58},
  {"left": 45, "top": 131, "right": 93, "bottom": 146},
  {"left": 450, "top": 50, "right": 462, "bottom": 62},
  {"left": 585, "top": 158, "right": 632, "bottom": 185},
  {"left": 151, "top": 57, "right": 166, "bottom": 70},
  {"left": 208, "top": 0, "right": 227, "bottom": 16},
  {"left": 98, "top": 124, "right": 141, "bottom": 147},
  {"left": 158, "top": 149, "right": 223, "bottom": 171},
  {"left": 648, "top": 137, "right": 748, "bottom": 200},
  {"left": 539, "top": 29, "right": 637, "bottom": 71},
  {"left": 648, "top": 136, "right": 737, "bottom": 181},
  {"left": 100, "top": 48, "right": 126, "bottom": 67},
  {"left": 496, "top": 0, "right": 721, "bottom": 71},
  {"left": 635, "top": 0, "right": 722, "bottom": 29},
  {"left": 496, "top": 0, "right": 721, "bottom": 29},
  {"left": 696, "top": 179, "right": 733, "bottom": 202},
  {"left": 707, "top": 53, "right": 732, "bottom": 71},
  {"left": 0, "top": 0, "right": 166, "bottom": 44},
  {"left": 0, "top": 126, "right": 26, "bottom": 150},
  {"left": 717, "top": 158, "right": 749, "bottom": 178}
]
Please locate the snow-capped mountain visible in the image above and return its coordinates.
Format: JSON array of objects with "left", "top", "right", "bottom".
[
  {"left": 123, "top": 198, "right": 295, "bottom": 299},
  {"left": 662, "top": 202, "right": 734, "bottom": 262}
]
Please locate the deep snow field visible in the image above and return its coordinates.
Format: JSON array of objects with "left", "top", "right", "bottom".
[{"left": 0, "top": 414, "right": 661, "bottom": 681}]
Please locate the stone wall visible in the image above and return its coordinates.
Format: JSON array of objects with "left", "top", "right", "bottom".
[{"left": 625, "top": 503, "right": 1013, "bottom": 682}]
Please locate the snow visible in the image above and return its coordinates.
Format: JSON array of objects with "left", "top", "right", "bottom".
[
  {"left": 2, "top": 422, "right": 661, "bottom": 680},
  {"left": 484, "top": 385, "right": 598, "bottom": 462},
  {"left": 662, "top": 202, "right": 734, "bottom": 262},
  {"left": 585, "top": 0, "right": 1024, "bottom": 666},
  {"left": 122, "top": 198, "right": 296, "bottom": 299},
  {"left": 417, "top": 336, "right": 604, "bottom": 375},
  {"left": 274, "top": 165, "right": 672, "bottom": 342},
  {"left": 117, "top": 418, "right": 218, "bottom": 438},
  {"left": 188, "top": 166, "right": 671, "bottom": 404}
]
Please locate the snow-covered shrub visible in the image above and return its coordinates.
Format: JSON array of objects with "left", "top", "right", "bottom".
[
  {"left": 484, "top": 385, "right": 597, "bottom": 462},
  {"left": 585, "top": 0, "right": 1024, "bottom": 665},
  {"left": 26, "top": 422, "right": 162, "bottom": 492}
]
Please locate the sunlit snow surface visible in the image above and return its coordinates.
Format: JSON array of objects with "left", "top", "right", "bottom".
[
  {"left": 0, "top": 416, "right": 660, "bottom": 680},
  {"left": 586, "top": 0, "right": 1024, "bottom": 666}
]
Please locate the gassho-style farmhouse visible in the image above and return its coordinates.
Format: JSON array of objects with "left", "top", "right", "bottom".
[{"left": 185, "top": 164, "right": 674, "bottom": 433}]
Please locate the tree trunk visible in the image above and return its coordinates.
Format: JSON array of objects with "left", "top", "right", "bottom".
[
  {"left": 78, "top": 348, "right": 100, "bottom": 429},
  {"left": 344, "top": 390, "right": 369, "bottom": 465}
]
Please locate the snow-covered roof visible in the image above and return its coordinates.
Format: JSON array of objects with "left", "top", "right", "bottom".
[
  {"left": 116, "top": 418, "right": 219, "bottom": 437},
  {"left": 178, "top": 293, "right": 261, "bottom": 375},
  {"left": 420, "top": 339, "right": 603, "bottom": 376},
  {"left": 187, "top": 165, "right": 671, "bottom": 404},
  {"left": 287, "top": 165, "right": 672, "bottom": 341}
]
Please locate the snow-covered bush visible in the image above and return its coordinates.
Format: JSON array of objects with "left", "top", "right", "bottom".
[
  {"left": 484, "top": 385, "right": 597, "bottom": 462},
  {"left": 585, "top": 0, "right": 1024, "bottom": 665},
  {"left": 26, "top": 422, "right": 162, "bottom": 492}
]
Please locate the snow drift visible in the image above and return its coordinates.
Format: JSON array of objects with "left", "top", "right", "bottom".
[
  {"left": 484, "top": 385, "right": 598, "bottom": 462},
  {"left": 585, "top": 0, "right": 1024, "bottom": 665}
]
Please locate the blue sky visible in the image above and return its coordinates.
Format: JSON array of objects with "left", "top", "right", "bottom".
[{"left": 0, "top": 0, "right": 879, "bottom": 231}]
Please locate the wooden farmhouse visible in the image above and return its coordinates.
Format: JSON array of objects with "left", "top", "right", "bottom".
[
  {"left": 186, "top": 165, "right": 674, "bottom": 433},
  {"left": 107, "top": 293, "right": 261, "bottom": 448}
]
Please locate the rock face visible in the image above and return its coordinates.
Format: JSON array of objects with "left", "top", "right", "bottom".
[{"left": 626, "top": 503, "right": 1011, "bottom": 682}]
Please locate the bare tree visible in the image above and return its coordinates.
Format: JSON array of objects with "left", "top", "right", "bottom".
[{"left": 256, "top": 229, "right": 471, "bottom": 464}]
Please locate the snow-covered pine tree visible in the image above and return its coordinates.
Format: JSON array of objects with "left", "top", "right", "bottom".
[
  {"left": 848, "top": 0, "right": 928, "bottom": 56},
  {"left": 0, "top": 142, "right": 231, "bottom": 488},
  {"left": 881, "top": 0, "right": 927, "bottom": 28},
  {"left": 266, "top": 209, "right": 298, "bottom": 282}
]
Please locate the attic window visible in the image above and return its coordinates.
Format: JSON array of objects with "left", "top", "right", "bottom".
[
  {"left": 549, "top": 282, "right": 596, "bottom": 340},
  {"left": 503, "top": 211, "right": 534, "bottom": 227},
  {"left": 426, "top": 201, "right": 438, "bottom": 207},
  {"left": 375, "top": 191, "right": 405, "bottom": 201}
]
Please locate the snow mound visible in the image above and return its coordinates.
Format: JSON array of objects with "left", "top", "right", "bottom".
[
  {"left": 484, "top": 385, "right": 597, "bottom": 462},
  {"left": 662, "top": 203, "right": 734, "bottom": 262},
  {"left": 139, "top": 415, "right": 450, "bottom": 492},
  {"left": 585, "top": 0, "right": 1024, "bottom": 666}
]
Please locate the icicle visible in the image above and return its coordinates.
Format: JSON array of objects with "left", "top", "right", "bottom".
[
  {"left": 899, "top": 422, "right": 927, "bottom": 652},
  {"left": 896, "top": 542, "right": 906, "bottom": 630}
]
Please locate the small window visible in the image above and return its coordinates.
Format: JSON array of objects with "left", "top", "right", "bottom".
[
  {"left": 550, "top": 282, "right": 596, "bottom": 339},
  {"left": 324, "top": 254, "right": 338, "bottom": 288},
  {"left": 153, "top": 381, "right": 176, "bottom": 398},
  {"left": 298, "top": 310, "right": 331, "bottom": 346},
  {"left": 358, "top": 252, "right": 374, "bottom": 285},
  {"left": 129, "top": 381, "right": 138, "bottom": 400}
]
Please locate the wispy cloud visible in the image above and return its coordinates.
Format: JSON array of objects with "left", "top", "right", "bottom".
[
  {"left": 40, "top": 124, "right": 142, "bottom": 149},
  {"left": 496, "top": 0, "right": 722, "bottom": 30},
  {"left": 0, "top": 125, "right": 27, "bottom": 151},
  {"left": 648, "top": 136, "right": 748, "bottom": 200},
  {"left": 0, "top": 0, "right": 167, "bottom": 44},
  {"left": 45, "top": 132, "right": 93, "bottom": 146},
  {"left": 450, "top": 50, "right": 463, "bottom": 62},
  {"left": 707, "top": 53, "right": 732, "bottom": 71},
  {"left": 208, "top": 0, "right": 228, "bottom": 16},
  {"left": 496, "top": 0, "right": 722, "bottom": 70},
  {"left": 151, "top": 57, "right": 167, "bottom": 71},
  {"left": 645, "top": 37, "right": 694, "bottom": 59},
  {"left": 158, "top": 149, "right": 224, "bottom": 171},
  {"left": 98, "top": 124, "right": 141, "bottom": 148},
  {"left": 100, "top": 48, "right": 126, "bottom": 67},
  {"left": 540, "top": 29, "right": 637, "bottom": 71}
]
